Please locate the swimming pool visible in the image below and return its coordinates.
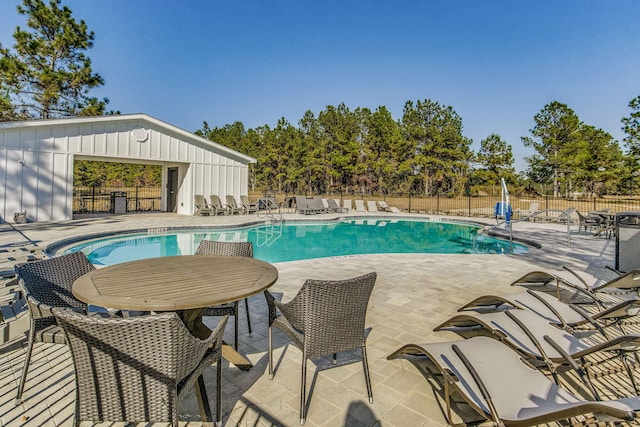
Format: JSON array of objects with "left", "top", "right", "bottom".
[{"left": 63, "top": 218, "right": 528, "bottom": 266}]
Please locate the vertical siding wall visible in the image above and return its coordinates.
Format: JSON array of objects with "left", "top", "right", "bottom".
[{"left": 0, "top": 117, "right": 250, "bottom": 222}]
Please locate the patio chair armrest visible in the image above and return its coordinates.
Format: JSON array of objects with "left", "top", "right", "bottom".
[{"left": 264, "top": 289, "right": 305, "bottom": 330}]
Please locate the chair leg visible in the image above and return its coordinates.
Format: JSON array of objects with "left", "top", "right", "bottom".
[
  {"left": 361, "top": 345, "right": 373, "bottom": 404},
  {"left": 300, "top": 357, "right": 307, "bottom": 425},
  {"left": 268, "top": 326, "right": 274, "bottom": 379},
  {"left": 15, "top": 324, "right": 36, "bottom": 404},
  {"left": 244, "top": 298, "right": 252, "bottom": 334},
  {"left": 194, "top": 375, "right": 213, "bottom": 427},
  {"left": 217, "top": 353, "right": 223, "bottom": 424},
  {"left": 233, "top": 302, "right": 239, "bottom": 350}
]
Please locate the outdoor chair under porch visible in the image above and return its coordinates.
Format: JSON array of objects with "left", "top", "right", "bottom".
[
  {"left": 195, "top": 240, "right": 254, "bottom": 349},
  {"left": 53, "top": 308, "right": 228, "bottom": 426},
  {"left": 264, "top": 272, "right": 377, "bottom": 425},
  {"left": 13, "top": 251, "right": 99, "bottom": 405}
]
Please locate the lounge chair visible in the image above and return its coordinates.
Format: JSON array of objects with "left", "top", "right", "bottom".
[
  {"left": 434, "top": 309, "right": 640, "bottom": 389},
  {"left": 378, "top": 200, "right": 400, "bottom": 213},
  {"left": 54, "top": 308, "right": 228, "bottom": 426},
  {"left": 208, "top": 195, "right": 230, "bottom": 215},
  {"left": 355, "top": 200, "right": 366, "bottom": 212},
  {"left": 327, "top": 198, "right": 347, "bottom": 213},
  {"left": 196, "top": 240, "right": 254, "bottom": 350},
  {"left": 387, "top": 336, "right": 637, "bottom": 426},
  {"left": 366, "top": 201, "right": 378, "bottom": 212},
  {"left": 225, "top": 195, "right": 244, "bottom": 215},
  {"left": 343, "top": 199, "right": 352, "bottom": 212},
  {"left": 194, "top": 195, "right": 213, "bottom": 216},
  {"left": 518, "top": 202, "right": 540, "bottom": 220},
  {"left": 265, "top": 272, "right": 377, "bottom": 425},
  {"left": 240, "top": 195, "right": 258, "bottom": 214},
  {"left": 458, "top": 289, "right": 640, "bottom": 331},
  {"left": 511, "top": 267, "right": 640, "bottom": 305},
  {"left": 295, "top": 196, "right": 315, "bottom": 215},
  {"left": 307, "top": 197, "right": 327, "bottom": 214}
]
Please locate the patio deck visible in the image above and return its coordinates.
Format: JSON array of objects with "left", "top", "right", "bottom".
[{"left": 0, "top": 212, "right": 629, "bottom": 426}]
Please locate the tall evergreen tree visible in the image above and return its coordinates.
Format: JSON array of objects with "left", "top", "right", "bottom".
[
  {"left": 0, "top": 0, "right": 108, "bottom": 119},
  {"left": 474, "top": 133, "right": 516, "bottom": 194},
  {"left": 522, "top": 101, "right": 580, "bottom": 197},
  {"left": 622, "top": 95, "right": 640, "bottom": 158},
  {"left": 401, "top": 99, "right": 472, "bottom": 196}
]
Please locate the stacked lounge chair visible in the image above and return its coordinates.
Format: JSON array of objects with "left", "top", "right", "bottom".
[{"left": 387, "top": 265, "right": 640, "bottom": 425}]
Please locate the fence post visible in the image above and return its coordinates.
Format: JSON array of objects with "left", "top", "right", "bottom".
[
  {"left": 593, "top": 197, "right": 596, "bottom": 211},
  {"left": 408, "top": 193, "right": 412, "bottom": 213},
  {"left": 91, "top": 186, "right": 96, "bottom": 213},
  {"left": 467, "top": 192, "right": 471, "bottom": 217},
  {"left": 436, "top": 191, "right": 440, "bottom": 213}
]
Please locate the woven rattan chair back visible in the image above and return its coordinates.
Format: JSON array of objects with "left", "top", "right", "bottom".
[
  {"left": 195, "top": 241, "right": 253, "bottom": 258},
  {"left": 266, "top": 271, "right": 377, "bottom": 424},
  {"left": 295, "top": 273, "right": 376, "bottom": 358},
  {"left": 53, "top": 309, "right": 228, "bottom": 426},
  {"left": 16, "top": 251, "right": 93, "bottom": 313},
  {"left": 195, "top": 240, "right": 254, "bottom": 349},
  {"left": 13, "top": 251, "right": 95, "bottom": 404}
]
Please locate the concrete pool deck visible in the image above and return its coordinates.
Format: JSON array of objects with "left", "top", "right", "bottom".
[{"left": 0, "top": 212, "right": 623, "bottom": 426}]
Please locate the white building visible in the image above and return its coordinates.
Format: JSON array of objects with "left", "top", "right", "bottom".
[{"left": 0, "top": 114, "right": 256, "bottom": 222}]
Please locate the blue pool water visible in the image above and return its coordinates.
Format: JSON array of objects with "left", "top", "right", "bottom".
[{"left": 65, "top": 218, "right": 527, "bottom": 266}]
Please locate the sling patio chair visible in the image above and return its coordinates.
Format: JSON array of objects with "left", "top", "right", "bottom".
[
  {"left": 434, "top": 308, "right": 640, "bottom": 392},
  {"left": 458, "top": 288, "right": 640, "bottom": 333},
  {"left": 517, "top": 201, "right": 540, "bottom": 220},
  {"left": 510, "top": 266, "right": 640, "bottom": 306},
  {"left": 194, "top": 195, "right": 213, "bottom": 216},
  {"left": 326, "top": 198, "right": 347, "bottom": 213},
  {"left": 295, "top": 196, "right": 316, "bottom": 215},
  {"left": 264, "top": 272, "right": 377, "bottom": 425},
  {"left": 196, "top": 240, "right": 254, "bottom": 350},
  {"left": 307, "top": 197, "right": 327, "bottom": 214},
  {"left": 342, "top": 199, "right": 352, "bottom": 212},
  {"left": 208, "top": 195, "right": 230, "bottom": 215},
  {"left": 354, "top": 199, "right": 367, "bottom": 212},
  {"left": 378, "top": 200, "right": 400, "bottom": 213},
  {"left": 13, "top": 251, "right": 107, "bottom": 404},
  {"left": 225, "top": 195, "right": 245, "bottom": 215},
  {"left": 240, "top": 195, "right": 258, "bottom": 214},
  {"left": 53, "top": 308, "right": 228, "bottom": 426},
  {"left": 366, "top": 201, "right": 378, "bottom": 212},
  {"left": 387, "top": 335, "right": 637, "bottom": 426}
]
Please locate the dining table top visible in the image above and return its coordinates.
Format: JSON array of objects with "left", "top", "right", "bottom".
[{"left": 72, "top": 254, "right": 279, "bottom": 312}]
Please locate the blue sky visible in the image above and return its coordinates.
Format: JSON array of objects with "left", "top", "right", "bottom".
[{"left": 1, "top": 1, "right": 639, "bottom": 171}]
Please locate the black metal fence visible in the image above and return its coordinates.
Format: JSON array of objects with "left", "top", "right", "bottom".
[
  {"left": 257, "top": 191, "right": 640, "bottom": 218},
  {"left": 74, "top": 186, "right": 640, "bottom": 218},
  {"left": 73, "top": 186, "right": 162, "bottom": 214}
]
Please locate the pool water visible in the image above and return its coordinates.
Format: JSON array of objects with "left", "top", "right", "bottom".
[{"left": 66, "top": 218, "right": 528, "bottom": 266}]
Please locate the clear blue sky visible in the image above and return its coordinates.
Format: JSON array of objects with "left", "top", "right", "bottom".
[{"left": 1, "top": 0, "right": 639, "bottom": 171}]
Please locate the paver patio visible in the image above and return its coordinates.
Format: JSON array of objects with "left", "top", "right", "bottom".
[{"left": 0, "top": 212, "right": 625, "bottom": 426}]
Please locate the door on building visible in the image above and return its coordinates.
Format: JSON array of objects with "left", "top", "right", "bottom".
[{"left": 167, "top": 167, "right": 178, "bottom": 212}]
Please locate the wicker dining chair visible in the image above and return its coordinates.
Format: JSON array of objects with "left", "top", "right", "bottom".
[
  {"left": 265, "top": 272, "right": 377, "bottom": 425},
  {"left": 195, "top": 240, "right": 253, "bottom": 349},
  {"left": 53, "top": 308, "right": 228, "bottom": 426},
  {"left": 13, "top": 251, "right": 96, "bottom": 404}
]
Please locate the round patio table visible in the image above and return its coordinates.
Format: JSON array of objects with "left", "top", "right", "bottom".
[{"left": 73, "top": 254, "right": 279, "bottom": 370}]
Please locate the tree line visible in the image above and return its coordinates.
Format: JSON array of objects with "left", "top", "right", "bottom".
[
  {"left": 197, "top": 98, "right": 640, "bottom": 198},
  {"left": 2, "top": 1, "right": 640, "bottom": 197}
]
